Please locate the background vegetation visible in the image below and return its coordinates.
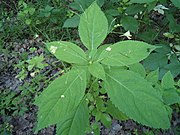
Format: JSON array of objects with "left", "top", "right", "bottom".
[{"left": 0, "top": 0, "right": 179, "bottom": 134}]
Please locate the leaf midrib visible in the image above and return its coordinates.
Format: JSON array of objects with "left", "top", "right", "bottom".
[
  {"left": 67, "top": 45, "right": 87, "bottom": 61},
  {"left": 91, "top": 13, "right": 95, "bottom": 50},
  {"left": 106, "top": 73, "right": 135, "bottom": 96},
  {"left": 106, "top": 72, "right": 160, "bottom": 100},
  {"left": 106, "top": 73, "right": 161, "bottom": 126}
]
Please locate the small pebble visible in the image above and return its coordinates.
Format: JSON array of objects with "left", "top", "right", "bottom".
[{"left": 113, "top": 124, "right": 122, "bottom": 131}]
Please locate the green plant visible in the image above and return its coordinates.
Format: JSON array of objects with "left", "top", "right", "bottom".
[
  {"left": 143, "top": 43, "right": 180, "bottom": 79},
  {"left": 63, "top": 0, "right": 119, "bottom": 29},
  {"left": 16, "top": 54, "right": 48, "bottom": 80},
  {"left": 14, "top": 0, "right": 68, "bottom": 40},
  {"left": 34, "top": 2, "right": 178, "bottom": 134},
  {"left": 0, "top": 89, "right": 28, "bottom": 134},
  {"left": 17, "top": 0, "right": 36, "bottom": 25}
]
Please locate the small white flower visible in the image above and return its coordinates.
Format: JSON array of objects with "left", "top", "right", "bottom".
[
  {"left": 89, "top": 61, "right": 93, "bottom": 64},
  {"left": 134, "top": 15, "right": 138, "bottom": 19},
  {"left": 114, "top": 24, "right": 121, "bottom": 28},
  {"left": 123, "top": 31, "right": 132, "bottom": 39},
  {"left": 50, "top": 46, "right": 57, "bottom": 54},
  {"left": 30, "top": 72, "right": 35, "bottom": 77},
  {"left": 106, "top": 47, "right": 112, "bottom": 51},
  {"left": 174, "top": 45, "right": 180, "bottom": 51},
  {"left": 169, "top": 43, "right": 173, "bottom": 47},
  {"left": 61, "top": 95, "right": 65, "bottom": 98},
  {"left": 154, "top": 5, "right": 169, "bottom": 15},
  {"left": 34, "top": 34, "right": 39, "bottom": 38}
]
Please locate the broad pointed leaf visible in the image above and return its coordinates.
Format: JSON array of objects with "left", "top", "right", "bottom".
[
  {"left": 125, "top": 4, "right": 145, "bottom": 15},
  {"left": 34, "top": 69, "right": 87, "bottom": 131},
  {"left": 88, "top": 62, "right": 105, "bottom": 80},
  {"left": 106, "top": 101, "right": 129, "bottom": 121},
  {"left": 99, "top": 40, "right": 157, "bottom": 67},
  {"left": 161, "top": 71, "right": 175, "bottom": 89},
  {"left": 171, "top": 0, "right": 180, "bottom": 8},
  {"left": 47, "top": 41, "right": 87, "bottom": 64},
  {"left": 160, "top": 62, "right": 180, "bottom": 79},
  {"left": 121, "top": 16, "right": 139, "bottom": 33},
  {"left": 143, "top": 44, "right": 170, "bottom": 70},
  {"left": 129, "top": 63, "right": 146, "bottom": 78},
  {"left": 162, "top": 88, "right": 180, "bottom": 105},
  {"left": 63, "top": 15, "right": 80, "bottom": 28},
  {"left": 145, "top": 69, "right": 159, "bottom": 84},
  {"left": 105, "top": 70, "right": 170, "bottom": 129},
  {"left": 161, "top": 72, "right": 180, "bottom": 105},
  {"left": 56, "top": 99, "right": 89, "bottom": 135},
  {"left": 100, "top": 113, "right": 112, "bottom": 128},
  {"left": 79, "top": 2, "right": 108, "bottom": 51}
]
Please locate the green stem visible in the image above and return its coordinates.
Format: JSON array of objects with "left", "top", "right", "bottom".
[
  {"left": 88, "top": 77, "right": 98, "bottom": 92},
  {"left": 61, "top": 62, "right": 68, "bottom": 72},
  {"left": 33, "top": 25, "right": 51, "bottom": 41}
]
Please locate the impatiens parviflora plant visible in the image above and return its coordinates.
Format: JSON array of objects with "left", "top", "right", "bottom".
[{"left": 34, "top": 2, "right": 172, "bottom": 134}]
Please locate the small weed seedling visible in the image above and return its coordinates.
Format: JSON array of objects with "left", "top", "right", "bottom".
[{"left": 34, "top": 2, "right": 173, "bottom": 135}]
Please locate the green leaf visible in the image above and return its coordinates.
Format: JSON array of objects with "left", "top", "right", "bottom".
[
  {"left": 171, "top": 0, "right": 180, "bottom": 8},
  {"left": 105, "top": 9, "right": 119, "bottom": 16},
  {"left": 121, "top": 16, "right": 139, "bottom": 33},
  {"left": 125, "top": 4, "right": 145, "bottom": 15},
  {"left": 34, "top": 69, "right": 87, "bottom": 131},
  {"left": 178, "top": 80, "right": 180, "bottom": 87},
  {"left": 56, "top": 99, "right": 89, "bottom": 135},
  {"left": 100, "top": 113, "right": 112, "bottom": 128},
  {"left": 92, "top": 123, "right": 100, "bottom": 135},
  {"left": 137, "top": 29, "right": 156, "bottom": 43},
  {"left": 143, "top": 44, "right": 180, "bottom": 79},
  {"left": 96, "top": 97, "right": 106, "bottom": 112},
  {"left": 97, "top": 0, "right": 105, "bottom": 7},
  {"left": 129, "top": 63, "right": 146, "bottom": 78},
  {"left": 145, "top": 69, "right": 159, "bottom": 84},
  {"left": 94, "top": 44, "right": 111, "bottom": 60},
  {"left": 69, "top": 0, "right": 104, "bottom": 12},
  {"left": 106, "top": 101, "right": 128, "bottom": 121},
  {"left": 161, "top": 71, "right": 174, "bottom": 89},
  {"left": 63, "top": 15, "right": 80, "bottom": 28},
  {"left": 166, "top": 14, "right": 180, "bottom": 33},
  {"left": 88, "top": 62, "right": 105, "bottom": 80},
  {"left": 94, "top": 110, "right": 102, "bottom": 121},
  {"left": 143, "top": 53, "right": 167, "bottom": 69},
  {"left": 162, "top": 88, "right": 180, "bottom": 105},
  {"left": 99, "top": 40, "right": 157, "bottom": 67},
  {"left": 147, "top": 1, "right": 157, "bottom": 12},
  {"left": 105, "top": 70, "right": 170, "bottom": 129},
  {"left": 28, "top": 7, "right": 35, "bottom": 15},
  {"left": 28, "top": 64, "right": 34, "bottom": 71},
  {"left": 161, "top": 63, "right": 180, "bottom": 79},
  {"left": 153, "top": 44, "right": 171, "bottom": 54},
  {"left": 46, "top": 41, "right": 87, "bottom": 64},
  {"left": 130, "top": 0, "right": 155, "bottom": 3},
  {"left": 79, "top": 2, "right": 108, "bottom": 51},
  {"left": 25, "top": 19, "right": 31, "bottom": 25}
]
